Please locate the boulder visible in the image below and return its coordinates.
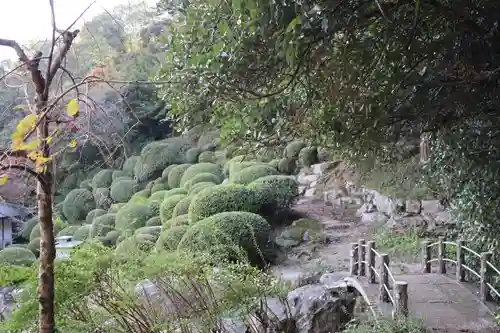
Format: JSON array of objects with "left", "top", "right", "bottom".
[
  {"left": 360, "top": 212, "right": 389, "bottom": 225},
  {"left": 405, "top": 199, "right": 422, "bottom": 214}
]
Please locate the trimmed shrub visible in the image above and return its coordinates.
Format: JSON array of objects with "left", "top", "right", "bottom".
[
  {"left": 156, "top": 225, "right": 189, "bottom": 251},
  {"left": 57, "top": 225, "right": 80, "bottom": 237},
  {"left": 134, "top": 226, "right": 162, "bottom": 238},
  {"left": 168, "top": 163, "right": 192, "bottom": 189},
  {"left": 228, "top": 161, "right": 261, "bottom": 177},
  {"left": 248, "top": 175, "right": 299, "bottom": 213},
  {"left": 151, "top": 183, "right": 169, "bottom": 193},
  {"left": 197, "top": 130, "right": 220, "bottom": 148},
  {"left": 164, "top": 188, "right": 188, "bottom": 197},
  {"left": 27, "top": 237, "right": 40, "bottom": 257},
  {"left": 149, "top": 190, "right": 168, "bottom": 202},
  {"left": 21, "top": 217, "right": 39, "bottom": 241},
  {"left": 115, "top": 235, "right": 155, "bottom": 260},
  {"left": 112, "top": 170, "right": 128, "bottom": 181},
  {"left": 178, "top": 212, "right": 272, "bottom": 266},
  {"left": 115, "top": 202, "right": 155, "bottom": 232},
  {"left": 85, "top": 209, "right": 106, "bottom": 224},
  {"left": 93, "top": 187, "right": 113, "bottom": 210},
  {"left": 172, "top": 196, "right": 193, "bottom": 217},
  {"left": 229, "top": 165, "right": 278, "bottom": 185},
  {"left": 112, "top": 176, "right": 133, "bottom": 184},
  {"left": 30, "top": 219, "right": 66, "bottom": 241},
  {"left": 183, "top": 173, "right": 221, "bottom": 190},
  {"left": 160, "top": 194, "right": 188, "bottom": 222},
  {"left": 179, "top": 163, "right": 222, "bottom": 187},
  {"left": 189, "top": 182, "right": 217, "bottom": 195},
  {"left": 188, "top": 184, "right": 263, "bottom": 223},
  {"left": 122, "top": 156, "right": 140, "bottom": 176},
  {"left": 201, "top": 143, "right": 217, "bottom": 152},
  {"left": 284, "top": 141, "right": 306, "bottom": 159},
  {"left": 110, "top": 179, "right": 139, "bottom": 203},
  {"left": 185, "top": 148, "right": 202, "bottom": 163},
  {"left": 79, "top": 180, "right": 92, "bottom": 190},
  {"left": 163, "top": 214, "right": 190, "bottom": 228},
  {"left": 0, "top": 247, "right": 36, "bottom": 266},
  {"left": 90, "top": 214, "right": 116, "bottom": 237},
  {"left": 148, "top": 199, "right": 162, "bottom": 216},
  {"left": 161, "top": 164, "right": 178, "bottom": 179},
  {"left": 63, "top": 189, "right": 96, "bottom": 223},
  {"left": 198, "top": 151, "right": 215, "bottom": 163},
  {"left": 223, "top": 155, "right": 252, "bottom": 176},
  {"left": 278, "top": 157, "right": 297, "bottom": 175},
  {"left": 145, "top": 216, "right": 162, "bottom": 226},
  {"left": 73, "top": 225, "right": 92, "bottom": 241},
  {"left": 130, "top": 189, "right": 151, "bottom": 202},
  {"left": 268, "top": 159, "right": 280, "bottom": 169},
  {"left": 91, "top": 169, "right": 114, "bottom": 189},
  {"left": 298, "top": 146, "right": 319, "bottom": 167},
  {"left": 103, "top": 230, "right": 121, "bottom": 246},
  {"left": 108, "top": 203, "right": 126, "bottom": 213}
]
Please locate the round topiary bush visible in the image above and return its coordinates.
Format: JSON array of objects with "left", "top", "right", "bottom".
[
  {"left": 145, "top": 216, "right": 162, "bottom": 226},
  {"left": 268, "top": 159, "right": 280, "bottom": 169},
  {"left": 168, "top": 163, "right": 192, "bottom": 189},
  {"left": 93, "top": 187, "right": 113, "bottom": 210},
  {"left": 30, "top": 219, "right": 66, "bottom": 241},
  {"left": 134, "top": 226, "right": 162, "bottom": 238},
  {"left": 130, "top": 189, "right": 151, "bottom": 202},
  {"left": 91, "top": 169, "right": 114, "bottom": 189},
  {"left": 228, "top": 161, "right": 263, "bottom": 178},
  {"left": 223, "top": 155, "right": 247, "bottom": 176},
  {"left": 163, "top": 214, "right": 190, "bottom": 228},
  {"left": 110, "top": 179, "right": 139, "bottom": 203},
  {"left": 57, "top": 225, "right": 80, "bottom": 237},
  {"left": 90, "top": 213, "right": 116, "bottom": 237},
  {"left": 115, "top": 235, "right": 155, "bottom": 260},
  {"left": 278, "top": 157, "right": 297, "bottom": 175},
  {"left": 188, "top": 184, "right": 263, "bottom": 223},
  {"left": 103, "top": 230, "right": 121, "bottom": 246},
  {"left": 0, "top": 247, "right": 36, "bottom": 266},
  {"left": 79, "top": 179, "right": 92, "bottom": 190},
  {"left": 28, "top": 237, "right": 40, "bottom": 257},
  {"left": 178, "top": 211, "right": 272, "bottom": 266},
  {"left": 151, "top": 183, "right": 169, "bottom": 193},
  {"left": 172, "top": 196, "right": 193, "bottom": 217},
  {"left": 115, "top": 202, "right": 155, "bottom": 233},
  {"left": 149, "top": 190, "right": 168, "bottom": 202},
  {"left": 248, "top": 175, "right": 299, "bottom": 213},
  {"left": 189, "top": 182, "right": 217, "bottom": 195},
  {"left": 198, "top": 151, "right": 215, "bottom": 163},
  {"left": 284, "top": 141, "right": 306, "bottom": 159},
  {"left": 122, "top": 156, "right": 140, "bottom": 176},
  {"left": 229, "top": 164, "right": 279, "bottom": 185},
  {"left": 185, "top": 148, "right": 202, "bottom": 163},
  {"left": 148, "top": 199, "right": 162, "bottom": 216},
  {"left": 21, "top": 217, "right": 39, "bottom": 241},
  {"left": 160, "top": 194, "right": 188, "bottom": 222},
  {"left": 73, "top": 224, "right": 92, "bottom": 241},
  {"left": 298, "top": 146, "right": 319, "bottom": 167},
  {"left": 162, "top": 164, "right": 178, "bottom": 180},
  {"left": 112, "top": 170, "right": 128, "bottom": 181},
  {"left": 179, "top": 163, "right": 222, "bottom": 187},
  {"left": 63, "top": 189, "right": 96, "bottom": 223},
  {"left": 164, "top": 188, "right": 188, "bottom": 197},
  {"left": 183, "top": 173, "right": 221, "bottom": 190},
  {"left": 156, "top": 225, "right": 189, "bottom": 251},
  {"left": 108, "top": 203, "right": 126, "bottom": 213},
  {"left": 86, "top": 209, "right": 107, "bottom": 224}
]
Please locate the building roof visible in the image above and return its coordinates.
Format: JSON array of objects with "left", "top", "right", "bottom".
[{"left": 0, "top": 202, "right": 31, "bottom": 218}]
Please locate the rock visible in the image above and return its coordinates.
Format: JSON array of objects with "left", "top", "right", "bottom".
[
  {"left": 360, "top": 212, "right": 389, "bottom": 225},
  {"left": 355, "top": 203, "right": 376, "bottom": 217},
  {"left": 421, "top": 200, "right": 444, "bottom": 214},
  {"left": 297, "top": 173, "right": 319, "bottom": 186},
  {"left": 318, "top": 272, "right": 350, "bottom": 286},
  {"left": 405, "top": 199, "right": 422, "bottom": 214},
  {"left": 385, "top": 215, "right": 428, "bottom": 233},
  {"left": 218, "top": 318, "right": 248, "bottom": 333},
  {"left": 275, "top": 229, "right": 303, "bottom": 248},
  {"left": 371, "top": 191, "right": 404, "bottom": 215},
  {"left": 304, "top": 188, "right": 316, "bottom": 197},
  {"left": 422, "top": 211, "right": 455, "bottom": 235}
]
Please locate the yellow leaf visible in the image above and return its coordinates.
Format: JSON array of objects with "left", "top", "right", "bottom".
[
  {"left": 47, "top": 137, "right": 53, "bottom": 144},
  {"left": 0, "top": 176, "right": 8, "bottom": 185},
  {"left": 69, "top": 140, "right": 77, "bottom": 148},
  {"left": 21, "top": 139, "right": 39, "bottom": 151},
  {"left": 67, "top": 99, "right": 79, "bottom": 117}
]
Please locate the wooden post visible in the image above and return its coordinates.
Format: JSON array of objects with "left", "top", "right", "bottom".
[
  {"left": 393, "top": 281, "right": 409, "bottom": 318},
  {"left": 456, "top": 240, "right": 466, "bottom": 282},
  {"left": 350, "top": 243, "right": 358, "bottom": 276},
  {"left": 358, "top": 239, "right": 366, "bottom": 277},
  {"left": 367, "top": 241, "right": 376, "bottom": 284},
  {"left": 438, "top": 237, "right": 446, "bottom": 274},
  {"left": 379, "top": 254, "right": 390, "bottom": 303},
  {"left": 422, "top": 240, "right": 431, "bottom": 273},
  {"left": 480, "top": 252, "right": 493, "bottom": 302}
]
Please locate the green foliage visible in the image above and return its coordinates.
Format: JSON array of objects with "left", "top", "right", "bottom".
[
  {"left": 172, "top": 196, "right": 193, "bottom": 217},
  {"left": 248, "top": 175, "right": 299, "bottom": 212},
  {"left": 90, "top": 214, "right": 116, "bottom": 238},
  {"left": 163, "top": 214, "right": 190, "bottom": 228},
  {"left": 229, "top": 164, "right": 278, "bottom": 185},
  {"left": 167, "top": 163, "right": 193, "bottom": 189},
  {"left": 228, "top": 161, "right": 261, "bottom": 178},
  {"left": 164, "top": 188, "right": 189, "bottom": 197},
  {"left": 79, "top": 180, "right": 92, "bottom": 190},
  {"left": 91, "top": 169, "right": 114, "bottom": 189},
  {"left": 20, "top": 217, "right": 39, "bottom": 241},
  {"left": 151, "top": 182, "right": 169, "bottom": 193},
  {"left": 130, "top": 189, "right": 151, "bottom": 201},
  {"left": 85, "top": 209, "right": 106, "bottom": 224},
  {"left": 160, "top": 194, "right": 188, "bottom": 222},
  {"left": 93, "top": 187, "right": 113, "bottom": 210},
  {"left": 57, "top": 225, "right": 80, "bottom": 237},
  {"left": 103, "top": 230, "right": 121, "bottom": 246},
  {"left": 63, "top": 189, "right": 96, "bottom": 223},
  {"left": 115, "top": 235, "right": 155, "bottom": 261},
  {"left": 180, "top": 163, "right": 222, "bottom": 187},
  {"left": 0, "top": 247, "right": 36, "bottom": 266},
  {"left": 188, "top": 184, "right": 263, "bottom": 223},
  {"left": 268, "top": 159, "right": 280, "bottom": 169},
  {"left": 183, "top": 172, "right": 221, "bottom": 190},
  {"left": 149, "top": 189, "right": 168, "bottom": 202},
  {"left": 178, "top": 212, "right": 272, "bottom": 266},
  {"left": 189, "top": 181, "right": 217, "bottom": 195},
  {"left": 145, "top": 216, "right": 162, "bottom": 226},
  {"left": 108, "top": 202, "right": 126, "bottom": 213},
  {"left": 115, "top": 202, "right": 155, "bottom": 233},
  {"left": 27, "top": 237, "right": 40, "bottom": 257},
  {"left": 0, "top": 264, "right": 35, "bottom": 286},
  {"left": 161, "top": 164, "right": 178, "bottom": 179},
  {"left": 29, "top": 219, "right": 66, "bottom": 241},
  {"left": 156, "top": 225, "right": 189, "bottom": 251},
  {"left": 72, "top": 225, "right": 91, "bottom": 241},
  {"left": 284, "top": 141, "right": 306, "bottom": 159},
  {"left": 344, "top": 317, "right": 426, "bottom": 333},
  {"left": 185, "top": 147, "right": 202, "bottom": 163},
  {"left": 278, "top": 157, "right": 297, "bottom": 175},
  {"left": 110, "top": 179, "right": 140, "bottom": 203},
  {"left": 112, "top": 170, "right": 128, "bottom": 181},
  {"left": 198, "top": 151, "right": 215, "bottom": 163},
  {"left": 134, "top": 226, "right": 162, "bottom": 238},
  {"left": 298, "top": 146, "right": 319, "bottom": 167}
]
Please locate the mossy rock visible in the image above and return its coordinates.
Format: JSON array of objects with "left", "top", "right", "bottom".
[
  {"left": 156, "top": 225, "right": 189, "bottom": 251},
  {"left": 168, "top": 163, "right": 193, "bottom": 189},
  {"left": 0, "top": 247, "right": 36, "bottom": 266},
  {"left": 229, "top": 164, "right": 279, "bottom": 185},
  {"left": 160, "top": 194, "right": 188, "bottom": 222},
  {"left": 62, "top": 189, "right": 96, "bottom": 223}
]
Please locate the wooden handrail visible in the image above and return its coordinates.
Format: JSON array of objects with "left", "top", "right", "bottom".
[
  {"left": 421, "top": 237, "right": 500, "bottom": 302},
  {"left": 349, "top": 239, "right": 408, "bottom": 319}
]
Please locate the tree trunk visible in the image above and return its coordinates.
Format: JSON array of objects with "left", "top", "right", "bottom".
[{"left": 36, "top": 111, "right": 56, "bottom": 333}]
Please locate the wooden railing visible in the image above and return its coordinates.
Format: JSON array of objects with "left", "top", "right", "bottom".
[
  {"left": 422, "top": 237, "right": 500, "bottom": 302},
  {"left": 349, "top": 239, "right": 409, "bottom": 318}
]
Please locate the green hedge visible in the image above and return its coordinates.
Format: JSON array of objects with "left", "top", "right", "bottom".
[
  {"left": 63, "top": 189, "right": 96, "bottom": 223},
  {"left": 168, "top": 163, "right": 193, "bottom": 189},
  {"left": 0, "top": 247, "right": 36, "bottom": 266},
  {"left": 160, "top": 194, "right": 188, "bottom": 222},
  {"left": 115, "top": 202, "right": 155, "bottom": 233},
  {"left": 179, "top": 163, "right": 222, "bottom": 187},
  {"left": 229, "top": 164, "right": 278, "bottom": 185}
]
